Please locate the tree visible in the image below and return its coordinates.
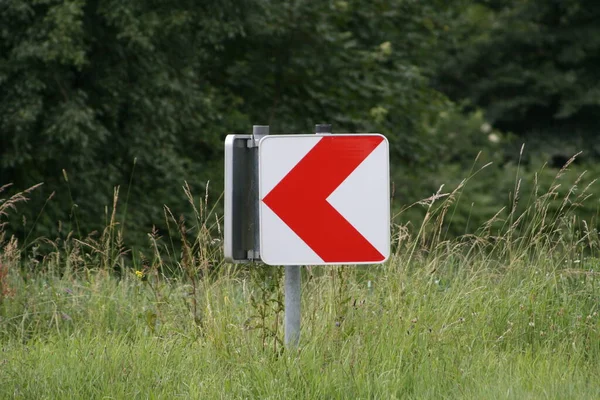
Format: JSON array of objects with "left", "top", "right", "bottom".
[
  {"left": 0, "top": 0, "right": 249, "bottom": 244},
  {"left": 435, "top": 0, "right": 600, "bottom": 155},
  {"left": 0, "top": 0, "right": 462, "bottom": 246}
]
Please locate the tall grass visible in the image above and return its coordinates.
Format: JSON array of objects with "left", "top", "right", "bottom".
[{"left": 1, "top": 160, "right": 599, "bottom": 398}]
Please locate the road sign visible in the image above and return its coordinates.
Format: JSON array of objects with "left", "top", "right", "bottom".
[{"left": 259, "top": 134, "right": 390, "bottom": 265}]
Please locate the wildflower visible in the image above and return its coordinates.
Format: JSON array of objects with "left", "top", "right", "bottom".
[
  {"left": 480, "top": 122, "right": 492, "bottom": 133},
  {"left": 135, "top": 270, "right": 144, "bottom": 279},
  {"left": 335, "top": 1, "right": 349, "bottom": 11},
  {"left": 488, "top": 133, "right": 500, "bottom": 143},
  {"left": 379, "top": 41, "right": 392, "bottom": 56}
]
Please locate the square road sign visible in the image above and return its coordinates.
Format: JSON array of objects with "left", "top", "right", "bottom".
[{"left": 259, "top": 134, "right": 390, "bottom": 265}]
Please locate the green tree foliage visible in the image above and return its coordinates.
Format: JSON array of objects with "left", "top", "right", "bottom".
[
  {"left": 0, "top": 0, "right": 249, "bottom": 243},
  {"left": 1, "top": 0, "right": 460, "bottom": 246},
  {"left": 222, "top": 0, "right": 452, "bottom": 165},
  {"left": 436, "top": 0, "right": 600, "bottom": 153}
]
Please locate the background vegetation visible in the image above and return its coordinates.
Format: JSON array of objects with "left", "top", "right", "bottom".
[{"left": 4, "top": 0, "right": 599, "bottom": 248}]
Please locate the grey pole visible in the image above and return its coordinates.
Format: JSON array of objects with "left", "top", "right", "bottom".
[
  {"left": 283, "top": 123, "right": 303, "bottom": 348},
  {"left": 283, "top": 124, "right": 333, "bottom": 349},
  {"left": 250, "top": 125, "right": 269, "bottom": 261},
  {"left": 315, "top": 124, "right": 332, "bottom": 134},
  {"left": 252, "top": 125, "right": 301, "bottom": 348},
  {"left": 284, "top": 265, "right": 301, "bottom": 347}
]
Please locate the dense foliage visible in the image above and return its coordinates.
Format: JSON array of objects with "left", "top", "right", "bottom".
[
  {"left": 0, "top": 0, "right": 459, "bottom": 245},
  {"left": 1, "top": 0, "right": 599, "bottom": 247},
  {"left": 436, "top": 0, "right": 600, "bottom": 159}
]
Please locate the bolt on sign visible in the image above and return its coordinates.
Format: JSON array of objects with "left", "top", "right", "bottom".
[{"left": 259, "top": 134, "right": 390, "bottom": 265}]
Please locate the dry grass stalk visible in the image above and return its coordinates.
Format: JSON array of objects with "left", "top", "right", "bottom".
[
  {"left": 0, "top": 183, "right": 43, "bottom": 229},
  {"left": 0, "top": 236, "right": 19, "bottom": 300}
]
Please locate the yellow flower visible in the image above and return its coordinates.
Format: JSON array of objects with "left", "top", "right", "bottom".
[
  {"left": 135, "top": 270, "right": 144, "bottom": 279},
  {"left": 379, "top": 41, "right": 392, "bottom": 56}
]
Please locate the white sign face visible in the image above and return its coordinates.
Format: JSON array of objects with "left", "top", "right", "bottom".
[{"left": 259, "top": 134, "right": 390, "bottom": 266}]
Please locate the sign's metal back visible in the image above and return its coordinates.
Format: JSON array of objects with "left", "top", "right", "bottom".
[{"left": 224, "top": 134, "right": 257, "bottom": 263}]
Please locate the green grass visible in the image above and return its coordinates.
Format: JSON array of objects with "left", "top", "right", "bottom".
[
  {"left": 1, "top": 164, "right": 600, "bottom": 398},
  {"left": 1, "top": 252, "right": 599, "bottom": 399}
]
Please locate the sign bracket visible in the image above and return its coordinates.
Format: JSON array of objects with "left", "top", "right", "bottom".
[{"left": 223, "top": 125, "right": 269, "bottom": 263}]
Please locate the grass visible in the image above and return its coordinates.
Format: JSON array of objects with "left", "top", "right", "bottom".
[
  {"left": 1, "top": 161, "right": 600, "bottom": 399},
  {"left": 1, "top": 257, "right": 599, "bottom": 399}
]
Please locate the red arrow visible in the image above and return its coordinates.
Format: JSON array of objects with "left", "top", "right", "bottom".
[{"left": 262, "top": 136, "right": 385, "bottom": 263}]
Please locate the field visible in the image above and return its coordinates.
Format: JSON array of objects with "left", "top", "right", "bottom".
[{"left": 1, "top": 169, "right": 600, "bottom": 399}]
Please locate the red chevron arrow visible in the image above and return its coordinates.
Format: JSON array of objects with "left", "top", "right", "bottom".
[{"left": 262, "top": 135, "right": 385, "bottom": 263}]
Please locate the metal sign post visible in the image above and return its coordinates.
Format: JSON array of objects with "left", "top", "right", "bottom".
[
  {"left": 224, "top": 123, "right": 390, "bottom": 350},
  {"left": 284, "top": 264, "right": 301, "bottom": 347},
  {"left": 282, "top": 125, "right": 331, "bottom": 348}
]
